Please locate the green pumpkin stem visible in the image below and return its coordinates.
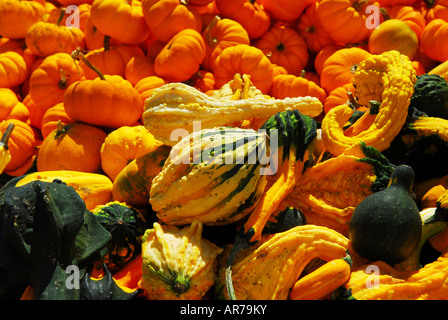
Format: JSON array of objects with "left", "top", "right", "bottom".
[{"left": 0, "top": 122, "right": 15, "bottom": 149}]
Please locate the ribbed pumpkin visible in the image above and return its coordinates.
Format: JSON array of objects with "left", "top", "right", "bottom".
[
  {"left": 213, "top": 44, "right": 274, "bottom": 94},
  {"left": 139, "top": 221, "right": 223, "bottom": 300},
  {"left": 64, "top": 50, "right": 143, "bottom": 128},
  {"left": 37, "top": 121, "right": 107, "bottom": 173},
  {"left": 149, "top": 127, "right": 269, "bottom": 226},
  {"left": 25, "top": 7, "right": 85, "bottom": 57},
  {"left": 261, "top": 0, "right": 313, "bottom": 22},
  {"left": 40, "top": 102, "right": 73, "bottom": 139},
  {"left": 0, "top": 52, "right": 29, "bottom": 89},
  {"left": 92, "top": 201, "right": 147, "bottom": 273},
  {"left": 124, "top": 55, "right": 156, "bottom": 86},
  {"left": 255, "top": 25, "right": 308, "bottom": 76},
  {"left": 270, "top": 74, "right": 327, "bottom": 105},
  {"left": 201, "top": 16, "right": 250, "bottom": 72},
  {"left": 0, "top": 119, "right": 36, "bottom": 175},
  {"left": 0, "top": 0, "right": 44, "bottom": 39},
  {"left": 141, "top": 0, "right": 202, "bottom": 43},
  {"left": 420, "top": 18, "right": 448, "bottom": 62},
  {"left": 134, "top": 75, "right": 168, "bottom": 105},
  {"left": 90, "top": 0, "right": 150, "bottom": 45},
  {"left": 28, "top": 52, "right": 85, "bottom": 112},
  {"left": 154, "top": 28, "right": 206, "bottom": 82}
]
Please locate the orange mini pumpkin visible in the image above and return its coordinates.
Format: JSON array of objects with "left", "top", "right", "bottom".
[
  {"left": 0, "top": 52, "right": 29, "bottom": 89},
  {"left": 317, "top": 0, "right": 380, "bottom": 44},
  {"left": 201, "top": 16, "right": 250, "bottom": 72},
  {"left": 90, "top": 0, "right": 151, "bottom": 45},
  {"left": 0, "top": 0, "right": 44, "bottom": 39},
  {"left": 154, "top": 28, "right": 206, "bottom": 82},
  {"left": 25, "top": 7, "right": 85, "bottom": 57},
  {"left": 64, "top": 50, "right": 143, "bottom": 128},
  {"left": 40, "top": 102, "right": 73, "bottom": 139},
  {"left": 261, "top": 0, "right": 314, "bottom": 22},
  {"left": 0, "top": 119, "right": 36, "bottom": 174},
  {"left": 215, "top": 0, "right": 271, "bottom": 39},
  {"left": 28, "top": 52, "right": 85, "bottom": 112},
  {"left": 320, "top": 47, "right": 372, "bottom": 94},
  {"left": 420, "top": 18, "right": 448, "bottom": 62},
  {"left": 141, "top": 0, "right": 202, "bottom": 43},
  {"left": 37, "top": 121, "right": 107, "bottom": 173},
  {"left": 255, "top": 25, "right": 309, "bottom": 76},
  {"left": 134, "top": 76, "right": 168, "bottom": 105},
  {"left": 213, "top": 44, "right": 274, "bottom": 94},
  {"left": 270, "top": 74, "right": 327, "bottom": 105}
]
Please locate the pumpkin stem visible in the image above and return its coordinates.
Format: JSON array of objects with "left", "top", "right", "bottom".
[
  {"left": 204, "top": 15, "right": 221, "bottom": 48},
  {"left": 353, "top": 0, "right": 369, "bottom": 12},
  {"left": 58, "top": 69, "right": 68, "bottom": 89},
  {"left": 0, "top": 122, "right": 15, "bottom": 149},
  {"left": 379, "top": 7, "right": 391, "bottom": 21},
  {"left": 424, "top": 0, "right": 437, "bottom": 8},
  {"left": 55, "top": 120, "right": 67, "bottom": 139},
  {"left": 56, "top": 7, "right": 66, "bottom": 27},
  {"left": 71, "top": 47, "right": 106, "bottom": 80},
  {"left": 103, "top": 35, "right": 111, "bottom": 51},
  {"left": 276, "top": 42, "right": 285, "bottom": 52}
]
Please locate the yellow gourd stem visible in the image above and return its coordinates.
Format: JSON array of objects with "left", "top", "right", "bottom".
[
  {"left": 289, "top": 253, "right": 352, "bottom": 300},
  {"left": 243, "top": 148, "right": 307, "bottom": 243}
]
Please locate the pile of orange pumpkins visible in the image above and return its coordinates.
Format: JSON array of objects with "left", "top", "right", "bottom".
[{"left": 0, "top": 0, "right": 448, "bottom": 187}]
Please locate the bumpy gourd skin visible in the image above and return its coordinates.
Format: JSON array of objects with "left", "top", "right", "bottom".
[
  {"left": 217, "top": 224, "right": 356, "bottom": 300},
  {"left": 321, "top": 50, "right": 416, "bottom": 156}
]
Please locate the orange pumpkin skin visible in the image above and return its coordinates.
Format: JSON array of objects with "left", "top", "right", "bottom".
[
  {"left": 0, "top": 0, "right": 44, "bottom": 39},
  {"left": 90, "top": 0, "right": 150, "bottom": 45},
  {"left": 420, "top": 18, "right": 448, "bottom": 62},
  {"left": 201, "top": 17, "right": 250, "bottom": 72},
  {"left": 25, "top": 12, "right": 86, "bottom": 57},
  {"left": 0, "top": 119, "right": 36, "bottom": 174},
  {"left": 0, "top": 88, "right": 20, "bottom": 121},
  {"left": 270, "top": 74, "right": 327, "bottom": 105},
  {"left": 64, "top": 75, "right": 143, "bottom": 129},
  {"left": 28, "top": 52, "right": 85, "bottom": 112},
  {"left": 0, "top": 52, "right": 29, "bottom": 89},
  {"left": 84, "top": 17, "right": 122, "bottom": 50},
  {"left": 37, "top": 121, "right": 107, "bottom": 173},
  {"left": 215, "top": 0, "right": 271, "bottom": 39},
  {"left": 213, "top": 44, "right": 274, "bottom": 94},
  {"left": 368, "top": 19, "right": 419, "bottom": 59},
  {"left": 324, "top": 82, "right": 357, "bottom": 114},
  {"left": 154, "top": 29, "right": 206, "bottom": 82},
  {"left": 320, "top": 47, "right": 372, "bottom": 94},
  {"left": 317, "top": 0, "right": 379, "bottom": 44},
  {"left": 45, "top": 3, "right": 90, "bottom": 31},
  {"left": 261, "top": 0, "right": 313, "bottom": 22},
  {"left": 255, "top": 25, "right": 308, "bottom": 76},
  {"left": 141, "top": 0, "right": 202, "bottom": 43},
  {"left": 297, "top": 2, "right": 336, "bottom": 53}
]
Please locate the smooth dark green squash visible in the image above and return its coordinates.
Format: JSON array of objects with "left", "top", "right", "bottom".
[
  {"left": 348, "top": 165, "right": 422, "bottom": 265},
  {"left": 91, "top": 201, "right": 146, "bottom": 273}
]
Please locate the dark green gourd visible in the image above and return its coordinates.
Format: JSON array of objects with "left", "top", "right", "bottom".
[{"left": 348, "top": 165, "right": 422, "bottom": 265}]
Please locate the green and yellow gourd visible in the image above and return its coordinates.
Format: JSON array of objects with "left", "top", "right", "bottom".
[{"left": 149, "top": 126, "right": 269, "bottom": 226}]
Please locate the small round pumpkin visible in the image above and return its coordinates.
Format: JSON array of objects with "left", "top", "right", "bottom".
[
  {"left": 261, "top": 0, "right": 313, "bottom": 22},
  {"left": 201, "top": 16, "right": 250, "bottom": 72},
  {"left": 154, "top": 28, "right": 206, "bottom": 82},
  {"left": 40, "top": 102, "right": 73, "bottom": 139},
  {"left": 64, "top": 50, "right": 143, "bottom": 129},
  {"left": 0, "top": 0, "right": 44, "bottom": 39},
  {"left": 25, "top": 7, "right": 85, "bottom": 57},
  {"left": 37, "top": 121, "right": 108, "bottom": 173},
  {"left": 270, "top": 74, "right": 327, "bottom": 105},
  {"left": 90, "top": 0, "right": 151, "bottom": 45},
  {"left": 92, "top": 201, "right": 147, "bottom": 273},
  {"left": 28, "top": 52, "right": 85, "bottom": 112},
  {"left": 134, "top": 76, "right": 169, "bottom": 105},
  {"left": 125, "top": 55, "right": 157, "bottom": 86},
  {"left": 420, "top": 18, "right": 448, "bottom": 62},
  {"left": 141, "top": 0, "right": 203, "bottom": 43},
  {"left": 255, "top": 25, "right": 309, "bottom": 76},
  {"left": 213, "top": 44, "right": 274, "bottom": 94},
  {"left": 0, "top": 119, "right": 36, "bottom": 174},
  {"left": 0, "top": 52, "right": 29, "bottom": 89}
]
